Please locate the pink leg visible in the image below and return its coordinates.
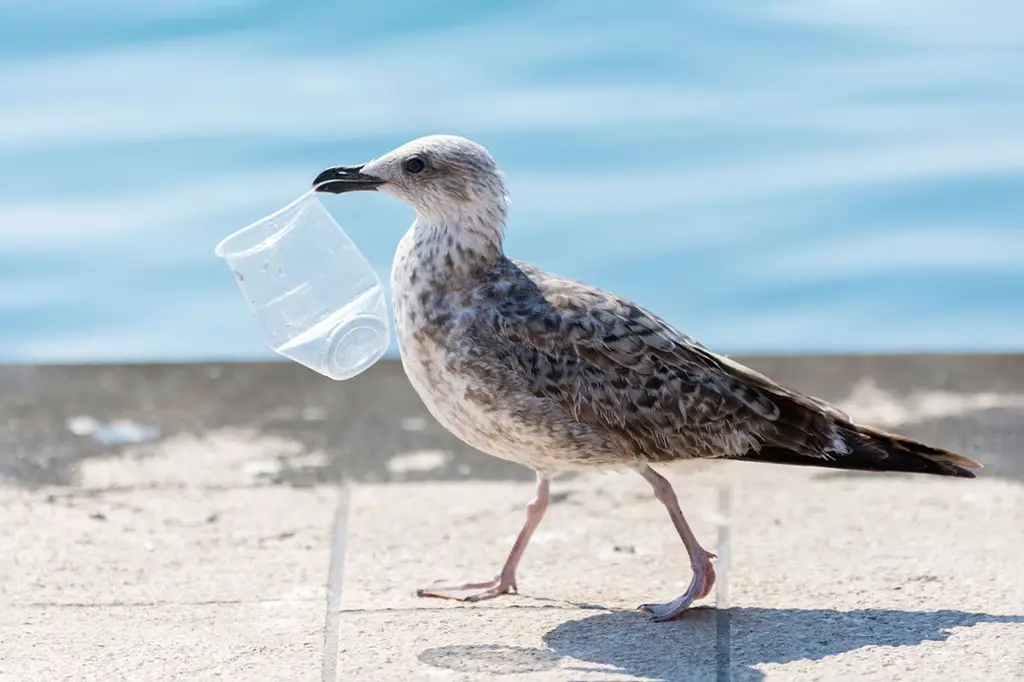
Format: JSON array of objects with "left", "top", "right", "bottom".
[
  {"left": 416, "top": 471, "right": 551, "bottom": 602},
  {"left": 636, "top": 464, "right": 716, "bottom": 621}
]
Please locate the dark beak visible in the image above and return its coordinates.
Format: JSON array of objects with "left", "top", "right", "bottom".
[{"left": 312, "top": 164, "right": 385, "bottom": 194}]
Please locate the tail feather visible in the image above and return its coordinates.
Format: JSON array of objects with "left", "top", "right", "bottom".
[{"left": 743, "top": 424, "right": 982, "bottom": 478}]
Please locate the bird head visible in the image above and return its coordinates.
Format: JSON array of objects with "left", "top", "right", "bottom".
[{"left": 313, "top": 134, "right": 508, "bottom": 226}]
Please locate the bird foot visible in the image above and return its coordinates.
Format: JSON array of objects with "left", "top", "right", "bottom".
[
  {"left": 639, "top": 550, "right": 717, "bottom": 622},
  {"left": 416, "top": 575, "right": 517, "bottom": 602}
]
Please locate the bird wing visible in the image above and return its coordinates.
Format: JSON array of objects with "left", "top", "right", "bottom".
[{"left": 475, "top": 261, "right": 851, "bottom": 462}]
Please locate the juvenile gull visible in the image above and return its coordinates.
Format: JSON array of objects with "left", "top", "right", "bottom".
[{"left": 313, "top": 135, "right": 982, "bottom": 621}]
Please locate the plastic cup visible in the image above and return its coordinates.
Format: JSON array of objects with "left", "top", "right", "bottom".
[{"left": 215, "top": 189, "right": 389, "bottom": 380}]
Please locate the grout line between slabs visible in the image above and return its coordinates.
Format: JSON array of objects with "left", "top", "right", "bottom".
[
  {"left": 715, "top": 483, "right": 732, "bottom": 682},
  {"left": 322, "top": 482, "right": 351, "bottom": 682}
]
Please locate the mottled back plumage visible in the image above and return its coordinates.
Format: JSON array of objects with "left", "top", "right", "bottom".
[
  {"left": 471, "top": 259, "right": 840, "bottom": 462},
  {"left": 419, "top": 257, "right": 978, "bottom": 476}
]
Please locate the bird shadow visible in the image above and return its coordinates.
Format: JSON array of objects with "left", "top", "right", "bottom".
[{"left": 417, "top": 606, "right": 1023, "bottom": 680}]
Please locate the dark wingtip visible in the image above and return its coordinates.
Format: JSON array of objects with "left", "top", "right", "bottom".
[{"left": 947, "top": 465, "right": 978, "bottom": 479}]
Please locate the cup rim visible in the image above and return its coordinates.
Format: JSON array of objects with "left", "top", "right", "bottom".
[{"left": 214, "top": 187, "right": 320, "bottom": 259}]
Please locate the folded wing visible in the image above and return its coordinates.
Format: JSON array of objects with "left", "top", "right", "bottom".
[{"left": 474, "top": 262, "right": 851, "bottom": 463}]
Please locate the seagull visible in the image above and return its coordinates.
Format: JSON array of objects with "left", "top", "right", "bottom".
[{"left": 312, "top": 135, "right": 982, "bottom": 621}]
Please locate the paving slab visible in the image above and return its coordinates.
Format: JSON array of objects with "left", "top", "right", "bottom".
[
  {"left": 1, "top": 428, "right": 337, "bottom": 682},
  {"left": 2, "top": 357, "right": 1024, "bottom": 681},
  {"left": 336, "top": 465, "right": 1024, "bottom": 681}
]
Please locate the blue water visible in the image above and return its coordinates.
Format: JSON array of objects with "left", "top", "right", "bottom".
[{"left": 1, "top": 1, "right": 1022, "bottom": 363}]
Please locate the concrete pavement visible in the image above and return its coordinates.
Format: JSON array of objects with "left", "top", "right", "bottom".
[{"left": 2, "top": 357, "right": 1023, "bottom": 680}]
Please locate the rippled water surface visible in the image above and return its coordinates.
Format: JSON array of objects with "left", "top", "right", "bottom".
[{"left": 1, "top": 1, "right": 1022, "bottom": 362}]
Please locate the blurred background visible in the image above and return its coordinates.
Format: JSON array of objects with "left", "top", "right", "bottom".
[{"left": 1, "top": 0, "right": 1022, "bottom": 363}]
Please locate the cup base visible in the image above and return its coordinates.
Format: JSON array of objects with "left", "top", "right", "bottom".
[{"left": 321, "top": 315, "right": 390, "bottom": 380}]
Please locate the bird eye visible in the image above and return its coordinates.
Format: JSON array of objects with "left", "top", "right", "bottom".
[{"left": 404, "top": 157, "right": 425, "bottom": 174}]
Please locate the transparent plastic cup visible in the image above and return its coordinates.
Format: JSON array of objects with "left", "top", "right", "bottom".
[{"left": 215, "top": 189, "right": 389, "bottom": 380}]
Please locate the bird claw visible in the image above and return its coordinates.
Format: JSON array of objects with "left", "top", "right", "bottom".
[
  {"left": 638, "top": 554, "right": 716, "bottom": 621},
  {"left": 415, "top": 576, "right": 517, "bottom": 602},
  {"left": 639, "top": 599, "right": 695, "bottom": 622}
]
